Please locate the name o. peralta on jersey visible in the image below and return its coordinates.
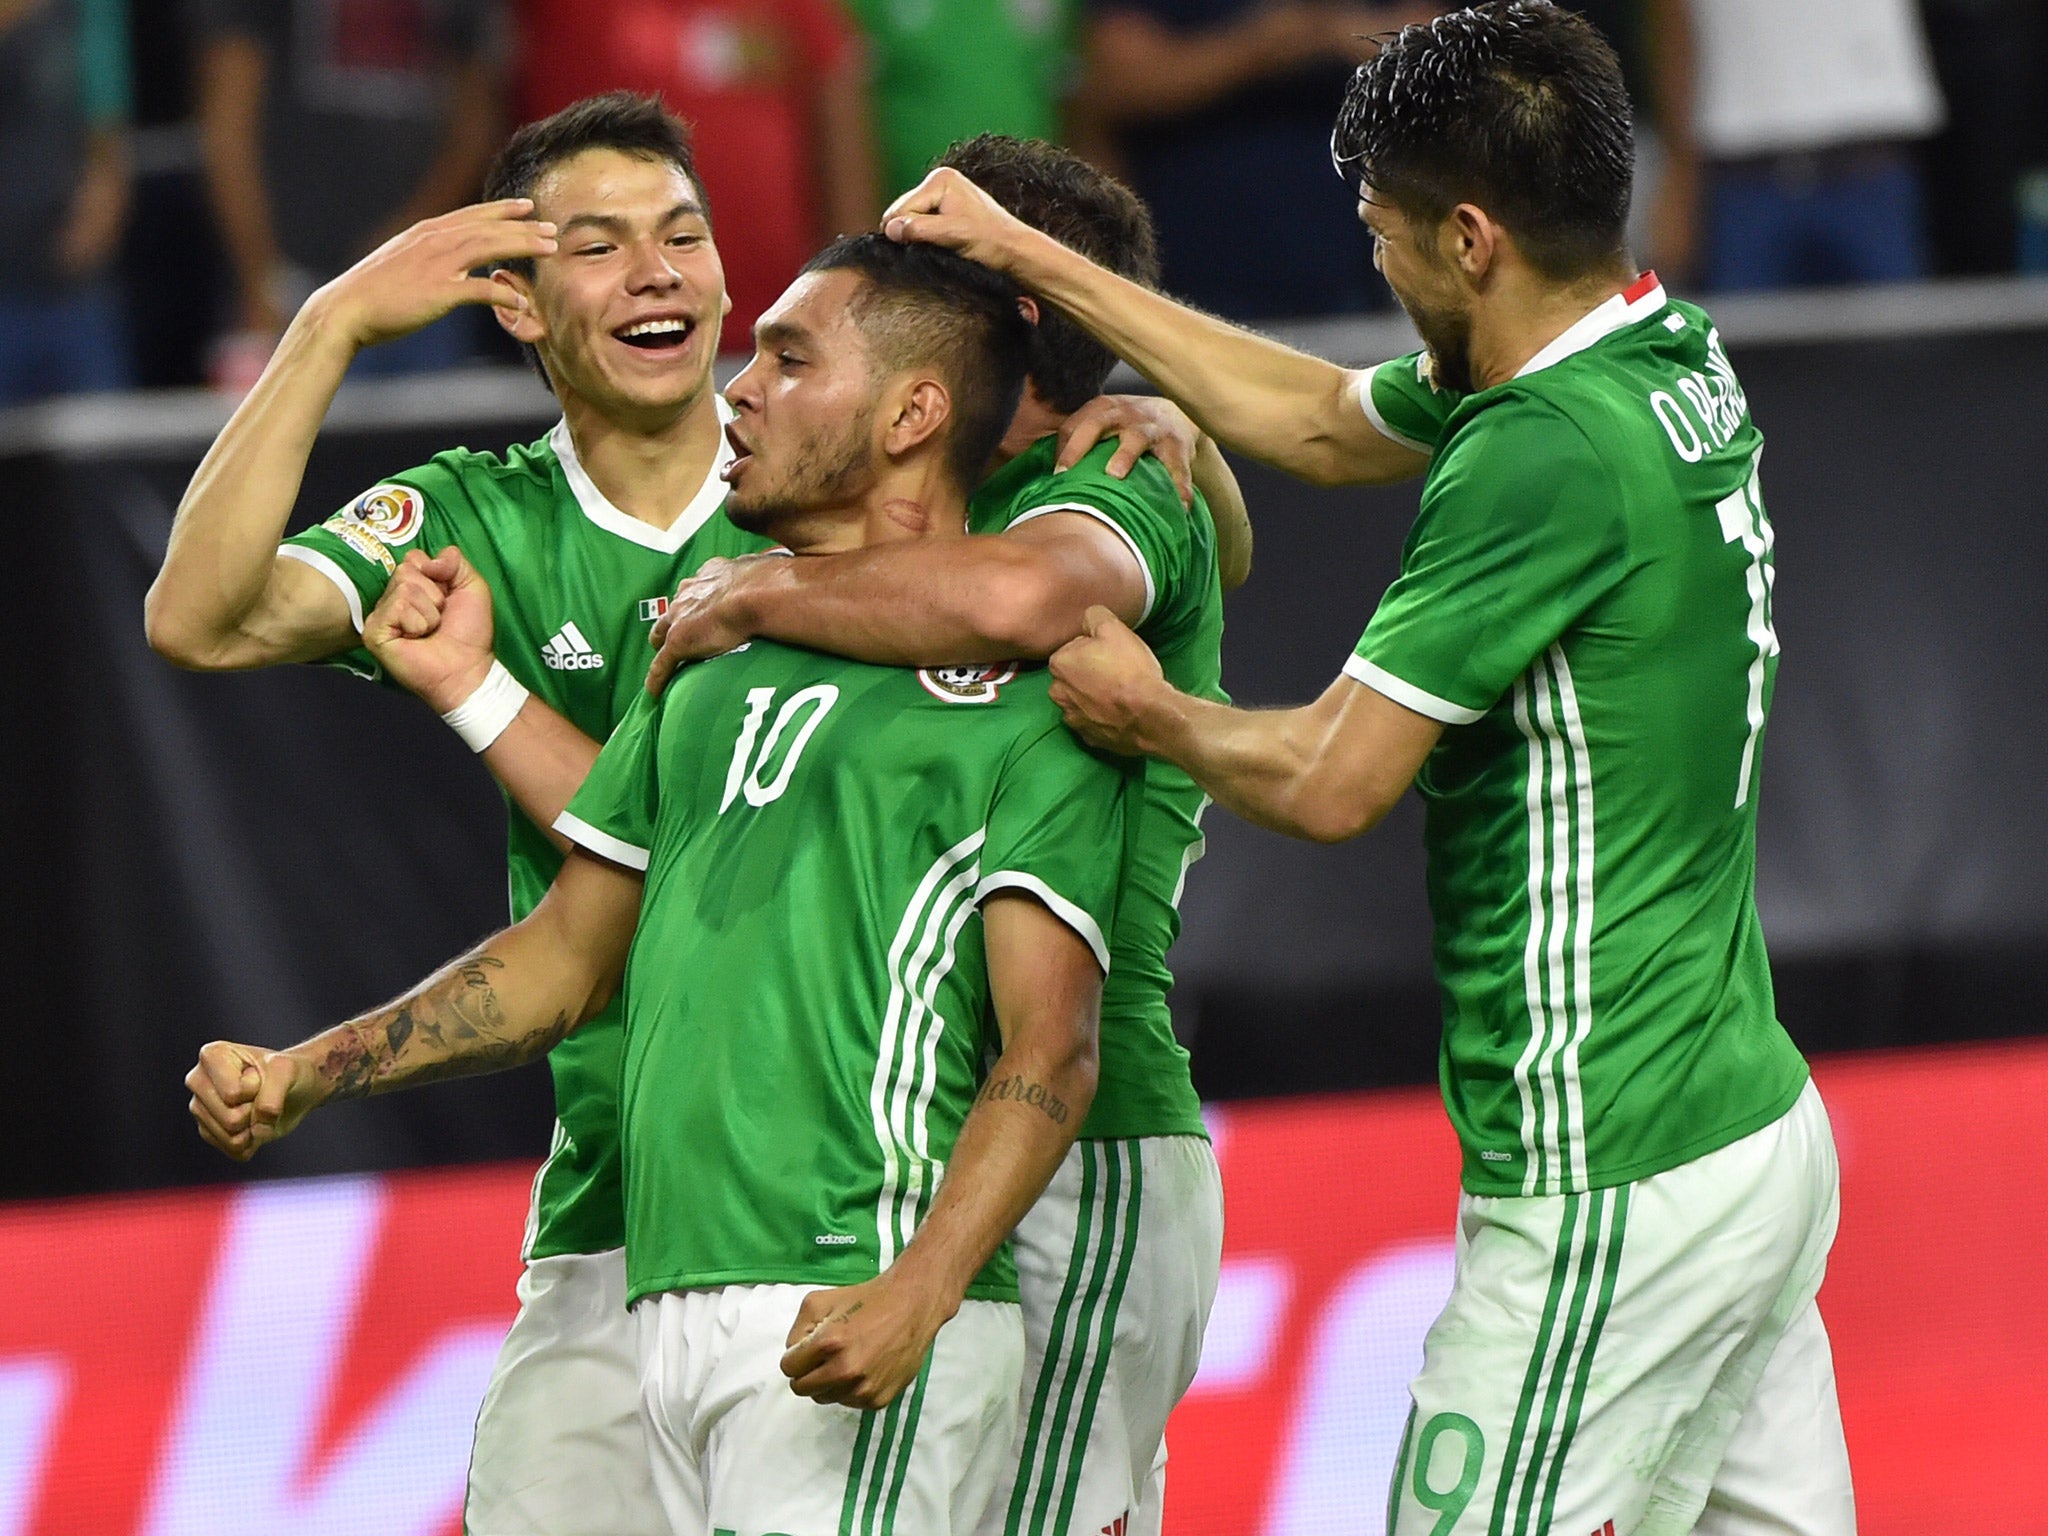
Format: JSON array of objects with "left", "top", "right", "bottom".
[
  {"left": 1351, "top": 276, "right": 1809, "bottom": 1197},
  {"left": 282, "top": 415, "right": 771, "bottom": 1259}
]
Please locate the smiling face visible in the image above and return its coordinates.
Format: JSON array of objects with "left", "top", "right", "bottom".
[
  {"left": 719, "top": 269, "right": 886, "bottom": 540},
  {"left": 1359, "top": 187, "right": 1478, "bottom": 395},
  {"left": 504, "top": 148, "right": 726, "bottom": 426}
]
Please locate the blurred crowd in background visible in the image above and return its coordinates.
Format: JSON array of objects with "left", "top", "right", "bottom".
[{"left": 3, "top": 0, "right": 2045, "bottom": 406}]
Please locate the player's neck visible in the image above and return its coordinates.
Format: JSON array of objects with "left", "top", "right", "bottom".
[
  {"left": 1468, "top": 261, "right": 1638, "bottom": 391},
  {"left": 558, "top": 387, "right": 725, "bottom": 530},
  {"left": 993, "top": 387, "right": 1066, "bottom": 466},
  {"left": 784, "top": 460, "right": 967, "bottom": 556}
]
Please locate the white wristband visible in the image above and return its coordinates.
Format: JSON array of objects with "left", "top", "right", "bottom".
[{"left": 440, "top": 659, "right": 531, "bottom": 752}]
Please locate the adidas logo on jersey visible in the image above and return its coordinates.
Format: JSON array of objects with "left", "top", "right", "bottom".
[{"left": 541, "top": 622, "right": 606, "bottom": 671}]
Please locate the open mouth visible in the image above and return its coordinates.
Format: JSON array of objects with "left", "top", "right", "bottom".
[
  {"left": 613, "top": 317, "right": 696, "bottom": 353},
  {"left": 720, "top": 420, "right": 754, "bottom": 483}
]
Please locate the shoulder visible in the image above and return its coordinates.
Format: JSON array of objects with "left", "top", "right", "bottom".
[
  {"left": 1424, "top": 393, "right": 1620, "bottom": 531},
  {"left": 397, "top": 438, "right": 561, "bottom": 525},
  {"left": 1014, "top": 442, "right": 1187, "bottom": 525}
]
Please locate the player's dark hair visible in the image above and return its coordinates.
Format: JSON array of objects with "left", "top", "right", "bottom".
[
  {"left": 933, "top": 135, "right": 1161, "bottom": 412},
  {"left": 802, "top": 234, "right": 1032, "bottom": 490},
  {"left": 482, "top": 93, "right": 706, "bottom": 386},
  {"left": 1331, "top": 1, "right": 1633, "bottom": 281}
]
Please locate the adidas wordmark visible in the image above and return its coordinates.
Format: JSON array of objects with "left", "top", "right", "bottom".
[{"left": 542, "top": 621, "right": 606, "bottom": 672}]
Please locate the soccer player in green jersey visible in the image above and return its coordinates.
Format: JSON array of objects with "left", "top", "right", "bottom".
[
  {"left": 884, "top": 5, "right": 1853, "bottom": 1533},
  {"left": 151, "top": 95, "right": 769, "bottom": 1536},
  {"left": 189, "top": 233, "right": 1137, "bottom": 1535},
  {"left": 646, "top": 136, "right": 1228, "bottom": 1536}
]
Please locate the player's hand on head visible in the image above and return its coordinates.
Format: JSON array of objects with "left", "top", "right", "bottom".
[
  {"left": 882, "top": 168, "right": 1034, "bottom": 275},
  {"left": 366, "top": 546, "right": 499, "bottom": 713},
  {"left": 779, "top": 1272, "right": 951, "bottom": 1411},
  {"left": 313, "top": 200, "right": 557, "bottom": 352},
  {"left": 1057, "top": 395, "right": 1198, "bottom": 508},
  {"left": 185, "top": 1041, "right": 316, "bottom": 1162},
  {"left": 1048, "top": 606, "right": 1170, "bottom": 756},
  {"left": 646, "top": 555, "right": 766, "bottom": 696}
]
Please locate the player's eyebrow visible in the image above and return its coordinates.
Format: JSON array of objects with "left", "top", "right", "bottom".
[
  {"left": 755, "top": 318, "right": 814, "bottom": 351},
  {"left": 556, "top": 202, "right": 708, "bottom": 239}
]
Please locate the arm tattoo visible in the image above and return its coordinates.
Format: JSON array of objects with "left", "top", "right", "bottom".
[
  {"left": 975, "top": 1073, "right": 1070, "bottom": 1127},
  {"left": 319, "top": 955, "right": 572, "bottom": 1101}
]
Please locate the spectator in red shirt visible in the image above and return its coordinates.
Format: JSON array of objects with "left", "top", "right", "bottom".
[{"left": 516, "top": 0, "right": 881, "bottom": 350}]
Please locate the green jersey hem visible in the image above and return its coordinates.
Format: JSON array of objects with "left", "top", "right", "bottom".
[
  {"left": 626, "top": 1268, "right": 1022, "bottom": 1308},
  {"left": 1458, "top": 1062, "right": 1811, "bottom": 1197}
]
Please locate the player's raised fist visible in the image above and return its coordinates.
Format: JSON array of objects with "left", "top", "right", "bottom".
[
  {"left": 366, "top": 547, "right": 499, "bottom": 713},
  {"left": 882, "top": 168, "right": 1039, "bottom": 276},
  {"left": 185, "top": 1041, "right": 320, "bottom": 1162},
  {"left": 779, "top": 1272, "right": 950, "bottom": 1410},
  {"left": 308, "top": 200, "right": 558, "bottom": 353},
  {"left": 1049, "top": 606, "right": 1171, "bottom": 756}
]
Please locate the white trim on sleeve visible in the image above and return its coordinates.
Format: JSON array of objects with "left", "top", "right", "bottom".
[
  {"left": 1006, "top": 502, "right": 1158, "bottom": 625},
  {"left": 1350, "top": 365, "right": 1435, "bottom": 456},
  {"left": 553, "top": 811, "right": 651, "bottom": 872},
  {"left": 277, "top": 544, "right": 367, "bottom": 634},
  {"left": 974, "top": 870, "right": 1112, "bottom": 974},
  {"left": 1342, "top": 653, "right": 1487, "bottom": 725}
]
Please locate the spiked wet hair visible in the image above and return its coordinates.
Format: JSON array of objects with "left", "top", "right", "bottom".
[
  {"left": 801, "top": 234, "right": 1033, "bottom": 489},
  {"left": 1331, "top": 2, "right": 1633, "bottom": 280}
]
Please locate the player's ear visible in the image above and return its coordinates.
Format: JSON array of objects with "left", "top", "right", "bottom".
[
  {"left": 492, "top": 268, "right": 545, "bottom": 344},
  {"left": 1446, "top": 203, "right": 1497, "bottom": 284},
  {"left": 882, "top": 376, "right": 952, "bottom": 461}
]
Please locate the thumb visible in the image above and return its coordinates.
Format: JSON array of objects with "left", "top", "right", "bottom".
[
  {"left": 1082, "top": 604, "right": 1121, "bottom": 638},
  {"left": 251, "top": 1055, "right": 297, "bottom": 1126}
]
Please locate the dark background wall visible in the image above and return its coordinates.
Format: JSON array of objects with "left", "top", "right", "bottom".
[{"left": 5, "top": 321, "right": 2045, "bottom": 1202}]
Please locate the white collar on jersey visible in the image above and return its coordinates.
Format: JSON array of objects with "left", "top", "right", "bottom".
[
  {"left": 1513, "top": 272, "right": 1668, "bottom": 381},
  {"left": 548, "top": 394, "right": 735, "bottom": 553}
]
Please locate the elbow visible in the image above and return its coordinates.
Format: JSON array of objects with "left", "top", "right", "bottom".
[
  {"left": 1218, "top": 535, "right": 1253, "bottom": 593},
  {"left": 1289, "top": 784, "right": 1397, "bottom": 845},
  {"left": 142, "top": 584, "right": 220, "bottom": 669},
  {"left": 976, "top": 560, "right": 1076, "bottom": 659},
  {"left": 1058, "top": 1028, "right": 1101, "bottom": 1131}
]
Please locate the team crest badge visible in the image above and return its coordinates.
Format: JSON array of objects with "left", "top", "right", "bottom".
[
  {"left": 337, "top": 483, "right": 425, "bottom": 547},
  {"left": 918, "top": 663, "right": 1018, "bottom": 704}
]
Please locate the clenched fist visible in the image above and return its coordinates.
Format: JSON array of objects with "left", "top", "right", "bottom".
[{"left": 185, "top": 1040, "right": 326, "bottom": 1162}]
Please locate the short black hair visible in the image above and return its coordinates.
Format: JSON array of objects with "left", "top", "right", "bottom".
[
  {"left": 934, "top": 135, "right": 1160, "bottom": 412},
  {"left": 1331, "top": 1, "right": 1633, "bottom": 280},
  {"left": 801, "top": 234, "right": 1032, "bottom": 490},
  {"left": 484, "top": 91, "right": 703, "bottom": 222},
  {"left": 482, "top": 93, "right": 705, "bottom": 386}
]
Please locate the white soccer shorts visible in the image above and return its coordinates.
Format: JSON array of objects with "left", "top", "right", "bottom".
[
  {"left": 465, "top": 1246, "right": 670, "bottom": 1536},
  {"left": 1387, "top": 1079, "right": 1855, "bottom": 1536},
  {"left": 979, "top": 1134, "right": 1226, "bottom": 1536},
  {"left": 635, "top": 1282, "right": 1025, "bottom": 1536}
]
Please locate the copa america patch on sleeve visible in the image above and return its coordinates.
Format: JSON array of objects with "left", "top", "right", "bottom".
[
  {"left": 319, "top": 483, "right": 425, "bottom": 574},
  {"left": 918, "top": 663, "right": 1019, "bottom": 704},
  {"left": 340, "top": 484, "right": 426, "bottom": 546}
]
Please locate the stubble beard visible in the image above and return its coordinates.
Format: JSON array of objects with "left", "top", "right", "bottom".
[{"left": 726, "top": 404, "right": 877, "bottom": 538}]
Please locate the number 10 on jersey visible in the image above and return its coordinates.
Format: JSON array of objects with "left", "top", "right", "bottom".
[
  {"left": 720, "top": 685, "right": 841, "bottom": 813},
  {"left": 1715, "top": 450, "right": 1777, "bottom": 810}
]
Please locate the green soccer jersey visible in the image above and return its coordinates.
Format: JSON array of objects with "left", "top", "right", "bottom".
[
  {"left": 968, "top": 437, "right": 1220, "bottom": 1142},
  {"left": 558, "top": 640, "right": 1133, "bottom": 1305},
  {"left": 1348, "top": 276, "right": 1810, "bottom": 1198},
  {"left": 1359, "top": 348, "right": 1462, "bottom": 456},
  {"left": 281, "top": 417, "right": 771, "bottom": 1259}
]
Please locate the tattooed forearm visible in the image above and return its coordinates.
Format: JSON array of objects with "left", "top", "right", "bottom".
[
  {"left": 314, "top": 954, "right": 572, "bottom": 1101},
  {"left": 975, "top": 1073, "right": 1070, "bottom": 1126}
]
